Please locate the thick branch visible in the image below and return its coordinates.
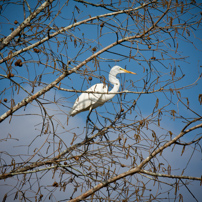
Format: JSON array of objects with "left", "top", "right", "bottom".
[
  {"left": 140, "top": 170, "right": 202, "bottom": 181},
  {"left": 0, "top": 0, "right": 167, "bottom": 123},
  {"left": 0, "top": 0, "right": 55, "bottom": 51},
  {"left": 68, "top": 121, "right": 202, "bottom": 202},
  {"left": 0, "top": 71, "right": 68, "bottom": 123},
  {"left": 0, "top": 124, "right": 110, "bottom": 179},
  {"left": 0, "top": 0, "right": 156, "bottom": 64}
]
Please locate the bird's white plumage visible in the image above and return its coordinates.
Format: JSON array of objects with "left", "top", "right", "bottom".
[
  {"left": 69, "top": 83, "right": 109, "bottom": 116},
  {"left": 69, "top": 65, "right": 136, "bottom": 117}
]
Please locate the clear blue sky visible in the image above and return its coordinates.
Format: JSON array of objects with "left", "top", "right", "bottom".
[{"left": 0, "top": 1, "right": 202, "bottom": 201}]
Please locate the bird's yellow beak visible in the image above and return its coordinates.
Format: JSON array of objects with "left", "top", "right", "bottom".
[{"left": 122, "top": 68, "right": 136, "bottom": 75}]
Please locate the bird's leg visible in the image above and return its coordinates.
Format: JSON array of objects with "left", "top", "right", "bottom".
[
  {"left": 87, "top": 109, "right": 100, "bottom": 132},
  {"left": 87, "top": 109, "right": 92, "bottom": 125},
  {"left": 86, "top": 107, "right": 99, "bottom": 133},
  {"left": 85, "top": 108, "right": 102, "bottom": 151},
  {"left": 86, "top": 111, "right": 91, "bottom": 135},
  {"left": 84, "top": 108, "right": 93, "bottom": 151}
]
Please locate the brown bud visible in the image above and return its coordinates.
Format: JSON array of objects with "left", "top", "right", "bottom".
[
  {"left": 4, "top": 98, "right": 7, "bottom": 102},
  {"left": 88, "top": 76, "right": 92, "bottom": 81},
  {"left": 100, "top": 22, "right": 104, "bottom": 27},
  {"left": 121, "top": 108, "right": 124, "bottom": 112},
  {"left": 148, "top": 45, "right": 151, "bottom": 49},
  {"left": 52, "top": 182, "right": 58, "bottom": 187},
  {"left": 139, "top": 120, "right": 145, "bottom": 126},
  {"left": 151, "top": 56, "right": 156, "bottom": 60},
  {"left": 92, "top": 47, "right": 96, "bottom": 52},
  {"left": 74, "top": 156, "right": 79, "bottom": 161},
  {"left": 33, "top": 48, "right": 40, "bottom": 53},
  {"left": 15, "top": 59, "right": 22, "bottom": 67},
  {"left": 7, "top": 73, "right": 14, "bottom": 78},
  {"left": 14, "top": 20, "right": 18, "bottom": 24}
]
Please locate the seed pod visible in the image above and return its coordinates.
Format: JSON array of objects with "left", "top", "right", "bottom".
[
  {"left": 92, "top": 47, "right": 96, "bottom": 52},
  {"left": 33, "top": 48, "right": 40, "bottom": 53},
  {"left": 74, "top": 156, "right": 79, "bottom": 161},
  {"left": 15, "top": 59, "right": 22, "bottom": 67},
  {"left": 52, "top": 182, "right": 58, "bottom": 187},
  {"left": 7, "top": 73, "right": 14, "bottom": 78}
]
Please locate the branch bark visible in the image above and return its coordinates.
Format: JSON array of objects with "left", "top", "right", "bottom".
[
  {"left": 0, "top": 0, "right": 156, "bottom": 64},
  {"left": 140, "top": 170, "right": 202, "bottom": 181},
  {"left": 0, "top": 0, "right": 55, "bottom": 51},
  {"left": 0, "top": 0, "right": 169, "bottom": 123},
  {"left": 68, "top": 121, "right": 202, "bottom": 202},
  {"left": 0, "top": 71, "right": 68, "bottom": 123}
]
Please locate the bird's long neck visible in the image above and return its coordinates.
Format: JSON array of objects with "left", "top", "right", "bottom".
[{"left": 105, "top": 73, "right": 120, "bottom": 101}]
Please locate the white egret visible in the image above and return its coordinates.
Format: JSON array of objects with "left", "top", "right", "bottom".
[{"left": 69, "top": 65, "right": 136, "bottom": 117}]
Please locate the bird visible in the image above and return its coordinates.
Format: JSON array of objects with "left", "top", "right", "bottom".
[{"left": 69, "top": 65, "right": 136, "bottom": 118}]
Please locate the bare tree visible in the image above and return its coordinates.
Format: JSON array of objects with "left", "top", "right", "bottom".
[{"left": 0, "top": 0, "right": 202, "bottom": 201}]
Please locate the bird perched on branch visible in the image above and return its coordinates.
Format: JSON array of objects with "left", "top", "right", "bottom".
[{"left": 69, "top": 65, "right": 136, "bottom": 117}]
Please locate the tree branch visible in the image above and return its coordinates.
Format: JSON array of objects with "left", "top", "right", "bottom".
[
  {"left": 0, "top": 0, "right": 55, "bottom": 51},
  {"left": 0, "top": 71, "right": 68, "bottom": 123},
  {"left": 0, "top": 0, "right": 168, "bottom": 123},
  {"left": 140, "top": 170, "right": 202, "bottom": 181},
  {"left": 68, "top": 121, "right": 202, "bottom": 202},
  {"left": 0, "top": 0, "right": 156, "bottom": 64}
]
